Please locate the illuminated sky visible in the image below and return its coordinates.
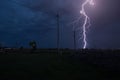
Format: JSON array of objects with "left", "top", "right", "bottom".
[{"left": 0, "top": 0, "right": 120, "bottom": 49}]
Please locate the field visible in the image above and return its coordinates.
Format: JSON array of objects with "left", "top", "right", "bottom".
[{"left": 0, "top": 49, "right": 120, "bottom": 80}]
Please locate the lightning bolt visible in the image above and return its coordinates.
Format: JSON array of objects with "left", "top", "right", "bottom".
[{"left": 80, "top": 0, "right": 94, "bottom": 49}]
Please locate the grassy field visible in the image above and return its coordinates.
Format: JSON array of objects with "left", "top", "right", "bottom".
[{"left": 0, "top": 49, "right": 120, "bottom": 80}]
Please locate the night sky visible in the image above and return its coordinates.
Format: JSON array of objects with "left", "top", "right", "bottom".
[{"left": 0, "top": 0, "right": 120, "bottom": 49}]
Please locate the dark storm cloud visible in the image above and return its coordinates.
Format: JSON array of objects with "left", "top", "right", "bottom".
[
  {"left": 0, "top": 0, "right": 55, "bottom": 47},
  {"left": 0, "top": 0, "right": 81, "bottom": 48},
  {"left": 17, "top": 0, "right": 81, "bottom": 13}
]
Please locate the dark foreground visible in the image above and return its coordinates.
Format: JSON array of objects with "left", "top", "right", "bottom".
[{"left": 0, "top": 49, "right": 120, "bottom": 80}]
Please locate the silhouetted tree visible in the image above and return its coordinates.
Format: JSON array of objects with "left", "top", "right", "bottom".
[
  {"left": 29, "top": 40, "right": 37, "bottom": 50},
  {"left": 19, "top": 46, "right": 24, "bottom": 50}
]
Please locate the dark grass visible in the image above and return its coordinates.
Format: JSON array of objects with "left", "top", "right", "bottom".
[{"left": 0, "top": 49, "right": 120, "bottom": 80}]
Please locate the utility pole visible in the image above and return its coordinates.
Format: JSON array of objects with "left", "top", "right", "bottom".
[
  {"left": 56, "top": 13, "right": 60, "bottom": 53},
  {"left": 73, "top": 30, "right": 76, "bottom": 51}
]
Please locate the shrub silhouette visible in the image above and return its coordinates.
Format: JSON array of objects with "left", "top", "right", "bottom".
[{"left": 29, "top": 40, "right": 37, "bottom": 50}]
